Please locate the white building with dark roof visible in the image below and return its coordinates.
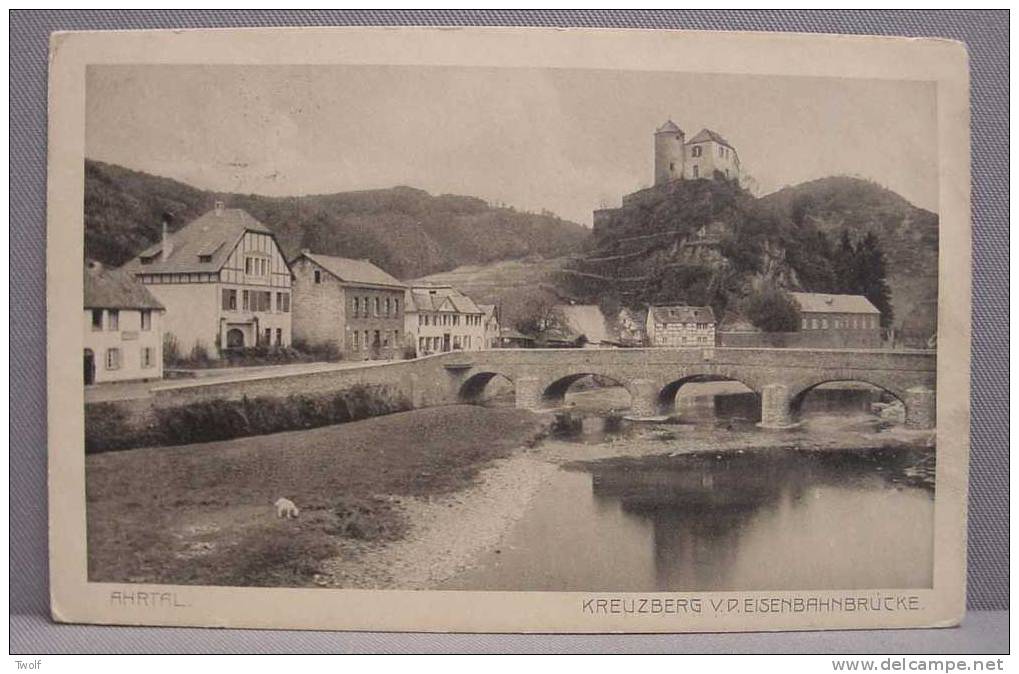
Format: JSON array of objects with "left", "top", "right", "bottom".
[
  {"left": 645, "top": 305, "right": 717, "bottom": 347},
  {"left": 290, "top": 251, "right": 407, "bottom": 360},
  {"left": 84, "top": 260, "right": 165, "bottom": 384},
  {"left": 405, "top": 285, "right": 485, "bottom": 355},
  {"left": 121, "top": 202, "right": 293, "bottom": 357}
]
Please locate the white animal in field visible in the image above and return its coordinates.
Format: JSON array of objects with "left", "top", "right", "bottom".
[{"left": 274, "top": 497, "right": 300, "bottom": 519}]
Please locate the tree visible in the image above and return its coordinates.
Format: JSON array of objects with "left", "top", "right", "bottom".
[
  {"left": 853, "top": 232, "right": 894, "bottom": 327},
  {"left": 744, "top": 284, "right": 801, "bottom": 332}
]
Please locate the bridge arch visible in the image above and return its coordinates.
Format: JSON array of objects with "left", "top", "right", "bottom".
[
  {"left": 658, "top": 374, "right": 761, "bottom": 413},
  {"left": 540, "top": 372, "right": 634, "bottom": 410},
  {"left": 458, "top": 370, "right": 516, "bottom": 405},
  {"left": 781, "top": 376, "right": 935, "bottom": 429}
]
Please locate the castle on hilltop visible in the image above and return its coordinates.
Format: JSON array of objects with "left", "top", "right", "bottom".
[{"left": 653, "top": 120, "right": 740, "bottom": 185}]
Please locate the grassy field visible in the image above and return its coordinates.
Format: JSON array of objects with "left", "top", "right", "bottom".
[{"left": 86, "top": 405, "right": 548, "bottom": 587}]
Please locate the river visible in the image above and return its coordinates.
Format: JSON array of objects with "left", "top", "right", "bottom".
[{"left": 443, "top": 383, "right": 935, "bottom": 592}]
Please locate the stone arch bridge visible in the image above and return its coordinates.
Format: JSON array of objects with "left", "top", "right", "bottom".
[{"left": 441, "top": 347, "right": 936, "bottom": 429}]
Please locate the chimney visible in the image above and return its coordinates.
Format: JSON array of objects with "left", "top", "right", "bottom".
[
  {"left": 215, "top": 200, "right": 225, "bottom": 216},
  {"left": 160, "top": 212, "right": 174, "bottom": 261}
]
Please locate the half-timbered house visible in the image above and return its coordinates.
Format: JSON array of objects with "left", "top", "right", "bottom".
[{"left": 122, "top": 202, "right": 293, "bottom": 358}]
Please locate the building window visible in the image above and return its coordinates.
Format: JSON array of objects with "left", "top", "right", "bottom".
[
  {"left": 246, "top": 256, "right": 268, "bottom": 277},
  {"left": 692, "top": 146, "right": 702, "bottom": 158},
  {"left": 719, "top": 146, "right": 725, "bottom": 157},
  {"left": 141, "top": 310, "right": 152, "bottom": 331},
  {"left": 374, "top": 298, "right": 380, "bottom": 316},
  {"left": 692, "top": 165, "right": 699, "bottom": 178},
  {"left": 242, "top": 290, "right": 250, "bottom": 311},
  {"left": 373, "top": 330, "right": 381, "bottom": 347},
  {"left": 419, "top": 337, "right": 426, "bottom": 351},
  {"left": 802, "top": 317, "right": 808, "bottom": 330},
  {"left": 106, "top": 310, "right": 119, "bottom": 331},
  {"left": 260, "top": 291, "right": 272, "bottom": 312},
  {"left": 141, "top": 346, "right": 154, "bottom": 369},
  {"left": 385, "top": 298, "right": 391, "bottom": 317},
  {"left": 91, "top": 309, "right": 103, "bottom": 331},
  {"left": 105, "top": 348, "right": 120, "bottom": 370},
  {"left": 383, "top": 333, "right": 390, "bottom": 347},
  {"left": 353, "top": 297, "right": 359, "bottom": 315},
  {"left": 222, "top": 289, "right": 237, "bottom": 311},
  {"left": 276, "top": 292, "right": 288, "bottom": 313},
  {"left": 811, "top": 318, "right": 819, "bottom": 330},
  {"left": 275, "top": 328, "right": 283, "bottom": 346},
  {"left": 313, "top": 270, "right": 322, "bottom": 284},
  {"left": 821, "top": 318, "right": 829, "bottom": 329},
  {"left": 394, "top": 299, "right": 399, "bottom": 316},
  {"left": 263, "top": 328, "right": 272, "bottom": 345},
  {"left": 669, "top": 162, "right": 675, "bottom": 171}
]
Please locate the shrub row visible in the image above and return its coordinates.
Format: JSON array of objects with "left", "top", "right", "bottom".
[{"left": 85, "top": 384, "right": 411, "bottom": 453}]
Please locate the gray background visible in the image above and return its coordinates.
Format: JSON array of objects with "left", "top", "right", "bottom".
[{"left": 10, "top": 10, "right": 1008, "bottom": 653}]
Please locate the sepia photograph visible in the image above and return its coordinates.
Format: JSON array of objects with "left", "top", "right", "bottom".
[{"left": 47, "top": 27, "right": 971, "bottom": 633}]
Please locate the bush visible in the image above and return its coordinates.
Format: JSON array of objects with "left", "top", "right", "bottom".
[
  {"left": 85, "top": 384, "right": 413, "bottom": 453},
  {"left": 744, "top": 284, "right": 801, "bottom": 332}
]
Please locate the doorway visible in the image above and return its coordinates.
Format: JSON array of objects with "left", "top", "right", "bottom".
[
  {"left": 226, "top": 328, "right": 245, "bottom": 348},
  {"left": 83, "top": 349, "right": 95, "bottom": 385}
]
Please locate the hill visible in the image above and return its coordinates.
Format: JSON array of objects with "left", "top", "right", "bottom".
[
  {"left": 556, "top": 176, "right": 937, "bottom": 338},
  {"left": 759, "top": 176, "right": 939, "bottom": 338},
  {"left": 84, "top": 160, "right": 592, "bottom": 279}
]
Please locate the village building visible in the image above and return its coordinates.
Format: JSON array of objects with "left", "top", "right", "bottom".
[
  {"left": 654, "top": 121, "right": 740, "bottom": 185},
  {"left": 290, "top": 251, "right": 407, "bottom": 360},
  {"left": 405, "top": 285, "right": 486, "bottom": 356},
  {"left": 479, "top": 304, "right": 501, "bottom": 349},
  {"left": 645, "top": 305, "right": 717, "bottom": 347},
  {"left": 792, "top": 292, "right": 882, "bottom": 347},
  {"left": 497, "top": 327, "right": 536, "bottom": 349},
  {"left": 84, "top": 260, "right": 165, "bottom": 385},
  {"left": 122, "top": 203, "right": 293, "bottom": 358}
]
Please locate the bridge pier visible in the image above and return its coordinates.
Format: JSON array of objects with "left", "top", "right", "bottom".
[
  {"left": 514, "top": 376, "right": 544, "bottom": 410},
  {"left": 628, "top": 378, "right": 662, "bottom": 419},
  {"left": 759, "top": 383, "right": 795, "bottom": 429},
  {"left": 904, "top": 387, "right": 936, "bottom": 429}
]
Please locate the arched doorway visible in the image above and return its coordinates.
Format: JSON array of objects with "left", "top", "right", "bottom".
[
  {"left": 658, "top": 375, "right": 760, "bottom": 423},
  {"left": 458, "top": 372, "right": 515, "bottom": 406},
  {"left": 83, "top": 349, "right": 95, "bottom": 385},
  {"left": 226, "top": 328, "right": 245, "bottom": 349}
]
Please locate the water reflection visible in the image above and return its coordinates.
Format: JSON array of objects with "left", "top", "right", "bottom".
[{"left": 446, "top": 446, "right": 934, "bottom": 592}]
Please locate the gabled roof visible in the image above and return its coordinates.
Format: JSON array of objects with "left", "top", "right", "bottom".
[
  {"left": 295, "top": 252, "right": 405, "bottom": 289},
  {"left": 791, "top": 292, "right": 880, "bottom": 315},
  {"left": 85, "top": 260, "right": 164, "bottom": 310},
  {"left": 406, "top": 285, "right": 482, "bottom": 314},
  {"left": 649, "top": 305, "right": 716, "bottom": 324},
  {"left": 558, "top": 304, "right": 612, "bottom": 344},
  {"left": 122, "top": 207, "right": 274, "bottom": 275},
  {"left": 656, "top": 120, "right": 683, "bottom": 134},
  {"left": 687, "top": 128, "right": 735, "bottom": 149}
]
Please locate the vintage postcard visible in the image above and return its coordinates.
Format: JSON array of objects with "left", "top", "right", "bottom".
[{"left": 47, "top": 27, "right": 971, "bottom": 633}]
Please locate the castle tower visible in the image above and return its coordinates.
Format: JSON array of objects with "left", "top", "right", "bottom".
[{"left": 654, "top": 120, "right": 685, "bottom": 186}]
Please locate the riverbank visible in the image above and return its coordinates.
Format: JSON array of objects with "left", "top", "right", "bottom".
[{"left": 85, "top": 405, "right": 550, "bottom": 587}]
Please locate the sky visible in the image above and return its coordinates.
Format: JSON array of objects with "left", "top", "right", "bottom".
[{"left": 86, "top": 65, "right": 939, "bottom": 225}]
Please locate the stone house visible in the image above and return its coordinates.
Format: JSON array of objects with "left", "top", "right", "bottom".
[
  {"left": 405, "top": 285, "right": 486, "bottom": 355},
  {"left": 290, "top": 251, "right": 407, "bottom": 360},
  {"left": 792, "top": 292, "right": 882, "bottom": 347},
  {"left": 645, "top": 305, "right": 717, "bottom": 347},
  {"left": 84, "top": 260, "right": 165, "bottom": 384},
  {"left": 122, "top": 203, "right": 293, "bottom": 358}
]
